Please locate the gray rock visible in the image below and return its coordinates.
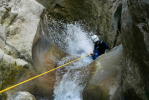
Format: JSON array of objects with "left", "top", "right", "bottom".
[
  {"left": 0, "top": 0, "right": 44, "bottom": 99},
  {"left": 0, "top": 0, "right": 44, "bottom": 62},
  {"left": 120, "top": 0, "right": 149, "bottom": 100},
  {"left": 0, "top": 48, "right": 28, "bottom": 67},
  {"left": 7, "top": 91, "right": 36, "bottom": 100},
  {"left": 83, "top": 45, "right": 123, "bottom": 100}
]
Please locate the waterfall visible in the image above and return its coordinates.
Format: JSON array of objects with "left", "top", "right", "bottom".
[
  {"left": 65, "top": 24, "right": 94, "bottom": 56},
  {"left": 54, "top": 24, "right": 94, "bottom": 100}
]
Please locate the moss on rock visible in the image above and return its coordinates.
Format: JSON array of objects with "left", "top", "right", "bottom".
[{"left": 0, "top": 60, "right": 27, "bottom": 99}]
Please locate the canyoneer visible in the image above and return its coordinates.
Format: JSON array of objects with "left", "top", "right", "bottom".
[{"left": 91, "top": 35, "right": 109, "bottom": 60}]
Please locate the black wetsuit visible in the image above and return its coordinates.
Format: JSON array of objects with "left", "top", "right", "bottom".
[{"left": 92, "top": 41, "right": 109, "bottom": 60}]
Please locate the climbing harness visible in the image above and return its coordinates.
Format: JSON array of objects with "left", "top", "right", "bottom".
[{"left": 0, "top": 54, "right": 90, "bottom": 94}]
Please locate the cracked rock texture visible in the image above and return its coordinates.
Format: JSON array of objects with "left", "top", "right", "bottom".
[
  {"left": 0, "top": 0, "right": 44, "bottom": 99},
  {"left": 0, "top": 0, "right": 44, "bottom": 62}
]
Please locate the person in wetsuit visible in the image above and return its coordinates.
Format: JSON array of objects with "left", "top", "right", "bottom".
[{"left": 91, "top": 35, "right": 109, "bottom": 60}]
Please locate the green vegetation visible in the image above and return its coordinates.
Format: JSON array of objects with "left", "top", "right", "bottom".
[{"left": 0, "top": 60, "right": 27, "bottom": 99}]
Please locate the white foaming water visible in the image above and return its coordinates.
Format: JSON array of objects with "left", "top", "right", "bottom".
[
  {"left": 54, "top": 24, "right": 94, "bottom": 100},
  {"left": 66, "top": 24, "right": 94, "bottom": 56},
  {"left": 54, "top": 56, "right": 93, "bottom": 100},
  {"left": 54, "top": 71, "right": 84, "bottom": 100}
]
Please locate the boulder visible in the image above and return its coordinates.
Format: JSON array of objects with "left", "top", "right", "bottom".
[
  {"left": 83, "top": 45, "right": 123, "bottom": 100},
  {"left": 31, "top": 13, "right": 67, "bottom": 98},
  {"left": 0, "top": 0, "right": 44, "bottom": 99},
  {"left": 7, "top": 91, "right": 36, "bottom": 100},
  {"left": 0, "top": 0, "right": 44, "bottom": 62}
]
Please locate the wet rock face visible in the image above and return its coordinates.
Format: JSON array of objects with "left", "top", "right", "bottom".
[
  {"left": 36, "top": 0, "right": 122, "bottom": 47},
  {"left": 121, "top": 0, "right": 149, "bottom": 100},
  {"left": 83, "top": 45, "right": 123, "bottom": 100},
  {"left": 93, "top": 0, "right": 122, "bottom": 47},
  {"left": 32, "top": 13, "right": 67, "bottom": 99}
]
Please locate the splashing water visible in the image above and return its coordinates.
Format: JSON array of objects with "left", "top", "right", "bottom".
[
  {"left": 54, "top": 56, "right": 93, "bottom": 100},
  {"left": 66, "top": 24, "right": 94, "bottom": 56},
  {"left": 54, "top": 23, "right": 94, "bottom": 100}
]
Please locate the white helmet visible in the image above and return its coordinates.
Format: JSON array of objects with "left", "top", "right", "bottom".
[{"left": 91, "top": 35, "right": 99, "bottom": 42}]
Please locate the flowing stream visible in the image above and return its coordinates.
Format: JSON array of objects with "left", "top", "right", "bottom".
[{"left": 53, "top": 24, "right": 94, "bottom": 100}]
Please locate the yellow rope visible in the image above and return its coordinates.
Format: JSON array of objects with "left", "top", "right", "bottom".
[{"left": 0, "top": 54, "right": 89, "bottom": 94}]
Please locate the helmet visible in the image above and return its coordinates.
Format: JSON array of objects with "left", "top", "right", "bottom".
[{"left": 91, "top": 35, "right": 99, "bottom": 42}]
